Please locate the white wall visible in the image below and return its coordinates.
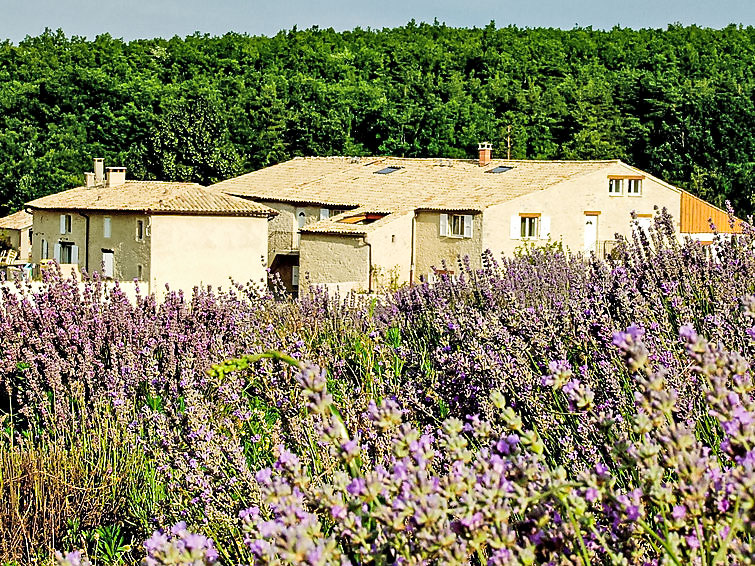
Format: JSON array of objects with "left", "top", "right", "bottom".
[
  {"left": 482, "top": 163, "right": 682, "bottom": 257},
  {"left": 149, "top": 215, "right": 268, "bottom": 295}
]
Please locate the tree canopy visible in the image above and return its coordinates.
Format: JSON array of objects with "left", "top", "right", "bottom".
[{"left": 3, "top": 23, "right": 755, "bottom": 215}]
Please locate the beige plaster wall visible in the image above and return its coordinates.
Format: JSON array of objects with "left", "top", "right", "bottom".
[
  {"left": 482, "top": 163, "right": 682, "bottom": 257},
  {"left": 299, "top": 234, "right": 369, "bottom": 293},
  {"left": 259, "top": 201, "right": 337, "bottom": 263},
  {"left": 365, "top": 212, "right": 414, "bottom": 290},
  {"left": 149, "top": 215, "right": 268, "bottom": 294},
  {"left": 90, "top": 213, "right": 150, "bottom": 280},
  {"left": 32, "top": 210, "right": 84, "bottom": 265},
  {"left": 413, "top": 211, "right": 483, "bottom": 282},
  {"left": 19, "top": 225, "right": 32, "bottom": 262},
  {"left": 31, "top": 210, "right": 150, "bottom": 281}
]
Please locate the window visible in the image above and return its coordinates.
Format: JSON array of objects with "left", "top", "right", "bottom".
[
  {"left": 136, "top": 219, "right": 144, "bottom": 241},
  {"left": 28, "top": 228, "right": 32, "bottom": 246},
  {"left": 439, "top": 214, "right": 473, "bottom": 238},
  {"left": 60, "top": 214, "right": 72, "bottom": 234},
  {"left": 41, "top": 239, "right": 48, "bottom": 260},
  {"left": 136, "top": 264, "right": 143, "bottom": 281},
  {"left": 450, "top": 215, "right": 465, "bottom": 237},
  {"left": 608, "top": 179, "right": 623, "bottom": 195},
  {"left": 292, "top": 265, "right": 300, "bottom": 287},
  {"left": 375, "top": 166, "right": 402, "bottom": 174},
  {"left": 487, "top": 166, "right": 514, "bottom": 174},
  {"left": 58, "top": 242, "right": 78, "bottom": 264},
  {"left": 627, "top": 179, "right": 642, "bottom": 195},
  {"left": 104, "top": 217, "right": 112, "bottom": 238},
  {"left": 102, "top": 250, "right": 114, "bottom": 278},
  {"left": 521, "top": 216, "right": 539, "bottom": 239}
]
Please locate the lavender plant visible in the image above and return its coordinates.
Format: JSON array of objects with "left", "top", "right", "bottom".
[{"left": 9, "top": 209, "right": 755, "bottom": 563}]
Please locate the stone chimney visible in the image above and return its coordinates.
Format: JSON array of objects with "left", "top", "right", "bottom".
[
  {"left": 106, "top": 167, "right": 127, "bottom": 187},
  {"left": 478, "top": 142, "right": 492, "bottom": 166},
  {"left": 93, "top": 158, "right": 105, "bottom": 184},
  {"left": 85, "top": 172, "right": 95, "bottom": 187}
]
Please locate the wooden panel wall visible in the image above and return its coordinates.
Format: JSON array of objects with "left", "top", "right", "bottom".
[{"left": 680, "top": 191, "right": 740, "bottom": 233}]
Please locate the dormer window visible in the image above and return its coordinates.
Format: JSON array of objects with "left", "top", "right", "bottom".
[{"left": 487, "top": 166, "right": 513, "bottom": 174}]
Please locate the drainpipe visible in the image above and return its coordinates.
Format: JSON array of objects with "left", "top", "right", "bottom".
[
  {"left": 409, "top": 211, "right": 418, "bottom": 285},
  {"left": 77, "top": 212, "right": 90, "bottom": 273},
  {"left": 362, "top": 236, "right": 373, "bottom": 293}
]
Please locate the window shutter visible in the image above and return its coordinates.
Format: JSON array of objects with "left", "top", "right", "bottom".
[
  {"left": 70, "top": 245, "right": 79, "bottom": 264},
  {"left": 41, "top": 239, "right": 48, "bottom": 259},
  {"left": 319, "top": 208, "right": 330, "bottom": 221},
  {"left": 463, "top": 215, "right": 473, "bottom": 238},
  {"left": 292, "top": 265, "right": 300, "bottom": 287},
  {"left": 60, "top": 215, "right": 66, "bottom": 234},
  {"left": 540, "top": 216, "right": 551, "bottom": 239},
  {"left": 510, "top": 215, "right": 520, "bottom": 239},
  {"left": 53, "top": 243, "right": 61, "bottom": 262},
  {"left": 439, "top": 214, "right": 448, "bottom": 237},
  {"left": 104, "top": 217, "right": 111, "bottom": 238}
]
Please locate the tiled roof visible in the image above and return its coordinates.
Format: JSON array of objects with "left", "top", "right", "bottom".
[
  {"left": 212, "top": 156, "right": 619, "bottom": 211},
  {"left": 0, "top": 210, "right": 32, "bottom": 230},
  {"left": 25, "top": 181, "right": 277, "bottom": 217}
]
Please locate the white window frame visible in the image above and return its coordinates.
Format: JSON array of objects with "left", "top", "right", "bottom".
[
  {"left": 608, "top": 178, "right": 623, "bottom": 195},
  {"left": 104, "top": 216, "right": 112, "bottom": 238},
  {"left": 521, "top": 216, "right": 539, "bottom": 239},
  {"left": 627, "top": 178, "right": 642, "bottom": 196},
  {"left": 440, "top": 213, "right": 473, "bottom": 239}
]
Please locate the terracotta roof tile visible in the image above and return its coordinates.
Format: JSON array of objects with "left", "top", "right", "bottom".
[
  {"left": 212, "top": 156, "right": 619, "bottom": 210},
  {"left": 0, "top": 210, "right": 33, "bottom": 230},
  {"left": 25, "top": 181, "right": 277, "bottom": 217}
]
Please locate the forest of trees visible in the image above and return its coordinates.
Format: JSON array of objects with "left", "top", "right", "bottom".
[{"left": 2, "top": 22, "right": 755, "bottom": 215}]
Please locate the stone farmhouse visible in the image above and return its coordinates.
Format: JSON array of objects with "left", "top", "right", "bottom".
[
  {"left": 211, "top": 145, "right": 733, "bottom": 294},
  {"left": 25, "top": 159, "right": 276, "bottom": 294}
]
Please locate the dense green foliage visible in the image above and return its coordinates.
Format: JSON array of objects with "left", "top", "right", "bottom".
[{"left": 3, "top": 23, "right": 755, "bottom": 214}]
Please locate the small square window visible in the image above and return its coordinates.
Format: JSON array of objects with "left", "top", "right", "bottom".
[
  {"left": 627, "top": 179, "right": 642, "bottom": 195},
  {"left": 608, "top": 179, "right": 623, "bottom": 195},
  {"left": 521, "top": 217, "right": 539, "bottom": 239}
]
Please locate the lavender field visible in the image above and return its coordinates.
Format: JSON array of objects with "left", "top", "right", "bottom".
[{"left": 4, "top": 212, "right": 755, "bottom": 565}]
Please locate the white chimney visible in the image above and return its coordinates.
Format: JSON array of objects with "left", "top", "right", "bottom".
[
  {"left": 85, "top": 172, "right": 95, "bottom": 187},
  {"left": 93, "top": 158, "right": 105, "bottom": 184},
  {"left": 106, "top": 167, "right": 127, "bottom": 187}
]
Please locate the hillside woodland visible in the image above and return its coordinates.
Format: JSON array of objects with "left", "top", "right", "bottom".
[{"left": 2, "top": 23, "right": 755, "bottom": 215}]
